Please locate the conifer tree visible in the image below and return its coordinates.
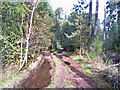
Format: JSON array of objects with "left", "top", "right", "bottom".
[
  {"left": 104, "top": 1, "right": 106, "bottom": 41},
  {"left": 63, "top": 0, "right": 89, "bottom": 55},
  {"left": 94, "top": 0, "right": 99, "bottom": 40},
  {"left": 88, "top": 0, "right": 92, "bottom": 52}
]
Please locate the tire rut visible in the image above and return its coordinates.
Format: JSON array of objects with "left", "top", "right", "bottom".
[{"left": 54, "top": 53, "right": 97, "bottom": 88}]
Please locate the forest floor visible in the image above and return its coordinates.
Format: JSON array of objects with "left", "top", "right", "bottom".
[{"left": 0, "top": 50, "right": 112, "bottom": 88}]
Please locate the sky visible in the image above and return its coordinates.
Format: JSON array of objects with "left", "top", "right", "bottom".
[{"left": 49, "top": 0, "right": 106, "bottom": 23}]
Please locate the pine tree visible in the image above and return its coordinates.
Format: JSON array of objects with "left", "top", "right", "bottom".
[
  {"left": 62, "top": 0, "right": 89, "bottom": 55},
  {"left": 88, "top": 0, "right": 92, "bottom": 52},
  {"left": 104, "top": 1, "right": 106, "bottom": 41},
  {"left": 94, "top": 0, "right": 99, "bottom": 40}
]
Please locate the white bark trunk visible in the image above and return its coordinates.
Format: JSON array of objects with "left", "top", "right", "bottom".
[
  {"left": 20, "top": 38, "right": 23, "bottom": 67},
  {"left": 0, "top": 14, "right": 3, "bottom": 81},
  {"left": 18, "top": 0, "right": 40, "bottom": 71},
  {"left": 20, "top": 11, "right": 23, "bottom": 67},
  {"left": 18, "top": 6, "right": 36, "bottom": 72}
]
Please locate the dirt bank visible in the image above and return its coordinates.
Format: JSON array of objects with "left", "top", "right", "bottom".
[{"left": 18, "top": 53, "right": 54, "bottom": 88}]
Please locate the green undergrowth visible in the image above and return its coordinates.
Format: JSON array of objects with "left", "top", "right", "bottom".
[
  {"left": 95, "top": 73, "right": 114, "bottom": 88},
  {"left": 68, "top": 51, "right": 113, "bottom": 88},
  {"left": 0, "top": 58, "right": 40, "bottom": 88},
  {"left": 75, "top": 58, "right": 93, "bottom": 75},
  {"left": 84, "top": 54, "right": 113, "bottom": 88},
  {"left": 62, "top": 51, "right": 75, "bottom": 57},
  {"left": 0, "top": 65, "right": 29, "bottom": 88},
  {"left": 51, "top": 49, "right": 61, "bottom": 54}
]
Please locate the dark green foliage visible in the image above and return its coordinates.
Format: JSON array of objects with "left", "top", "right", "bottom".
[
  {"left": 49, "top": 7, "right": 64, "bottom": 49},
  {"left": 0, "top": 2, "right": 55, "bottom": 64},
  {"left": 29, "top": 11, "right": 54, "bottom": 55},
  {"left": 104, "top": 1, "right": 120, "bottom": 53},
  {"left": 99, "top": 1, "right": 120, "bottom": 65},
  {"left": 36, "top": 2, "right": 54, "bottom": 18},
  {"left": 0, "top": 2, "right": 27, "bottom": 64},
  {"left": 61, "top": 11, "right": 89, "bottom": 53}
]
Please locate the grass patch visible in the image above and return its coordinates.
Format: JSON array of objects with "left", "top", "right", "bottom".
[
  {"left": 0, "top": 57, "right": 41, "bottom": 88},
  {"left": 77, "top": 58, "right": 83, "bottom": 61},
  {"left": 84, "top": 69, "right": 92, "bottom": 74},
  {"left": 62, "top": 51, "right": 69, "bottom": 55},
  {"left": 81, "top": 64, "right": 89, "bottom": 69},
  {"left": 70, "top": 55, "right": 75, "bottom": 58},
  {"left": 80, "top": 64, "right": 92, "bottom": 74},
  {"left": 62, "top": 51, "right": 75, "bottom": 56},
  {"left": 51, "top": 49, "right": 62, "bottom": 54},
  {"left": 47, "top": 54, "right": 75, "bottom": 88},
  {"left": 0, "top": 69, "right": 29, "bottom": 88}
]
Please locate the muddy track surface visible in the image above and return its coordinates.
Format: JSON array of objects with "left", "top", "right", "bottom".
[
  {"left": 47, "top": 54, "right": 74, "bottom": 88},
  {"left": 53, "top": 53, "right": 97, "bottom": 88},
  {"left": 18, "top": 52, "right": 97, "bottom": 88},
  {"left": 18, "top": 53, "right": 54, "bottom": 88}
]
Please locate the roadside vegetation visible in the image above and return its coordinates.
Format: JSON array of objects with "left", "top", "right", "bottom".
[{"left": 0, "top": 0, "right": 119, "bottom": 88}]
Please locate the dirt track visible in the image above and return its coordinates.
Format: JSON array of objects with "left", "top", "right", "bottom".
[
  {"left": 18, "top": 53, "right": 54, "bottom": 88},
  {"left": 53, "top": 53, "right": 97, "bottom": 88},
  {"left": 18, "top": 52, "right": 97, "bottom": 88}
]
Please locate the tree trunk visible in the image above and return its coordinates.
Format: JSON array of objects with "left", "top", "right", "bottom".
[
  {"left": 18, "top": 4, "right": 36, "bottom": 72},
  {"left": 108, "top": 14, "right": 112, "bottom": 38},
  {"left": 115, "top": 0, "right": 118, "bottom": 34},
  {"left": 20, "top": 11, "right": 24, "bottom": 68},
  {"left": 79, "top": 17, "right": 82, "bottom": 56},
  {"left": 107, "top": 28, "right": 110, "bottom": 38},
  {"left": 118, "top": 5, "right": 120, "bottom": 32},
  {"left": 94, "top": 0, "right": 99, "bottom": 40},
  {"left": 0, "top": 14, "right": 3, "bottom": 81},
  {"left": 104, "top": 1, "right": 106, "bottom": 41},
  {"left": 79, "top": 34, "right": 82, "bottom": 56},
  {"left": 108, "top": 14, "right": 112, "bottom": 39},
  {"left": 18, "top": 1, "right": 40, "bottom": 71},
  {"left": 54, "top": 38, "right": 58, "bottom": 50},
  {"left": 116, "top": 0, "right": 117, "bottom": 22},
  {"left": 88, "top": 0, "right": 92, "bottom": 52}
]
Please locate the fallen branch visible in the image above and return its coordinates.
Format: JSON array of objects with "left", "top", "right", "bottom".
[
  {"left": 106, "top": 63, "right": 120, "bottom": 68},
  {"left": 99, "top": 63, "right": 120, "bottom": 72}
]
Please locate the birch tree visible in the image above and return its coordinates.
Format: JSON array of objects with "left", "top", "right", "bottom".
[
  {"left": 18, "top": 0, "right": 40, "bottom": 71},
  {"left": 0, "top": 8, "right": 3, "bottom": 81}
]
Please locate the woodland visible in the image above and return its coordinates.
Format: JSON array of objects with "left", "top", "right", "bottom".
[{"left": 0, "top": 0, "right": 120, "bottom": 88}]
